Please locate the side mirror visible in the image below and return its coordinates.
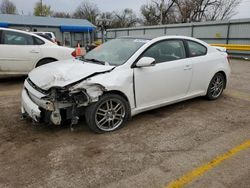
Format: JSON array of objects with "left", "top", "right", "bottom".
[{"left": 136, "top": 57, "right": 156, "bottom": 68}]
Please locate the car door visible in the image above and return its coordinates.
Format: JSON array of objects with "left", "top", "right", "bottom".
[
  {"left": 184, "top": 40, "right": 210, "bottom": 94},
  {"left": 134, "top": 39, "right": 193, "bottom": 108},
  {"left": 0, "top": 30, "right": 42, "bottom": 74}
]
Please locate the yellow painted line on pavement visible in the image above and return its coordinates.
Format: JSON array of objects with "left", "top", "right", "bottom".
[
  {"left": 165, "top": 140, "right": 250, "bottom": 188},
  {"left": 225, "top": 90, "right": 250, "bottom": 102}
]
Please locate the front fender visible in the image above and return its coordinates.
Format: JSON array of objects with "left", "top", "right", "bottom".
[{"left": 70, "top": 68, "right": 135, "bottom": 108}]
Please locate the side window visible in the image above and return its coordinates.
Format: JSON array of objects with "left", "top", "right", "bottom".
[
  {"left": 187, "top": 40, "right": 207, "bottom": 57},
  {"left": 141, "top": 40, "right": 186, "bottom": 63},
  {"left": 33, "top": 36, "right": 45, "bottom": 45},
  {"left": 3, "top": 30, "right": 34, "bottom": 45}
]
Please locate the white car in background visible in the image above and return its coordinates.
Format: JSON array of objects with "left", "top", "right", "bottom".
[
  {"left": 0, "top": 28, "right": 75, "bottom": 76},
  {"left": 33, "top": 31, "right": 57, "bottom": 43},
  {"left": 21, "top": 36, "right": 230, "bottom": 133}
]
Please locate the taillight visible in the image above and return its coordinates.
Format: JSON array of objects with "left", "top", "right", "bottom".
[{"left": 71, "top": 50, "right": 76, "bottom": 57}]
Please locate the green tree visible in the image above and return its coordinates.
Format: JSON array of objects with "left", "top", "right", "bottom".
[{"left": 33, "top": 0, "right": 52, "bottom": 16}]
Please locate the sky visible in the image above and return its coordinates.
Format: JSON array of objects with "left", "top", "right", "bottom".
[{"left": 8, "top": 0, "right": 250, "bottom": 19}]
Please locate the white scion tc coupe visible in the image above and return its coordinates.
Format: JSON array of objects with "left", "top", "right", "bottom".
[{"left": 21, "top": 36, "right": 231, "bottom": 133}]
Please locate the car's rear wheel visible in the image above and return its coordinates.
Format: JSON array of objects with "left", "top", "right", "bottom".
[
  {"left": 36, "top": 58, "right": 57, "bottom": 67},
  {"left": 206, "top": 72, "right": 225, "bottom": 100},
  {"left": 85, "top": 94, "right": 130, "bottom": 133}
]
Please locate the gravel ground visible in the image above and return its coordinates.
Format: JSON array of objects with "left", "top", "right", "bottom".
[{"left": 0, "top": 59, "right": 249, "bottom": 188}]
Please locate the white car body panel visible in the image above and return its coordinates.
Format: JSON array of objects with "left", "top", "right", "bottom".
[
  {"left": 0, "top": 28, "right": 74, "bottom": 75},
  {"left": 0, "top": 44, "right": 42, "bottom": 73},
  {"left": 21, "top": 89, "right": 41, "bottom": 121},
  {"left": 134, "top": 58, "right": 193, "bottom": 108},
  {"left": 21, "top": 35, "right": 231, "bottom": 125}
]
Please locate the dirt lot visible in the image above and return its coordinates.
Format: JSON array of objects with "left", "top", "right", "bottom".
[{"left": 0, "top": 59, "right": 250, "bottom": 188}]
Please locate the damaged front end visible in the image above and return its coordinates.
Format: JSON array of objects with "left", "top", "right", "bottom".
[{"left": 21, "top": 78, "right": 105, "bottom": 126}]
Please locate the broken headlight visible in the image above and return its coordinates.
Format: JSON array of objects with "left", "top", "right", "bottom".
[{"left": 56, "top": 88, "right": 89, "bottom": 105}]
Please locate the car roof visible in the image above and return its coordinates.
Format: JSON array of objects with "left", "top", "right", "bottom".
[
  {"left": 120, "top": 35, "right": 200, "bottom": 40},
  {"left": 119, "top": 35, "right": 157, "bottom": 40},
  {"left": 118, "top": 35, "right": 209, "bottom": 46},
  {"left": 33, "top": 31, "right": 54, "bottom": 34},
  {"left": 1, "top": 27, "right": 33, "bottom": 35}
]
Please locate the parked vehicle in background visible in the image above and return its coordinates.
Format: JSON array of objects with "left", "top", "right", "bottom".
[
  {"left": 0, "top": 28, "right": 75, "bottom": 76},
  {"left": 33, "top": 33, "right": 54, "bottom": 43},
  {"left": 33, "top": 31, "right": 57, "bottom": 43},
  {"left": 21, "top": 36, "right": 230, "bottom": 133},
  {"left": 85, "top": 41, "right": 102, "bottom": 52}
]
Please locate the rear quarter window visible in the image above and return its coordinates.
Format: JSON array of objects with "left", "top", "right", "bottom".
[
  {"left": 33, "top": 36, "right": 45, "bottom": 45},
  {"left": 187, "top": 40, "right": 207, "bottom": 57}
]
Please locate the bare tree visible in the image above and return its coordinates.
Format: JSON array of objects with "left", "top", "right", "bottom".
[
  {"left": 52, "top": 12, "right": 71, "bottom": 18},
  {"left": 174, "top": 0, "right": 242, "bottom": 22},
  {"left": 141, "top": 0, "right": 177, "bottom": 25},
  {"left": 98, "top": 12, "right": 114, "bottom": 20},
  {"left": 205, "top": 0, "right": 241, "bottom": 21},
  {"left": 0, "top": 0, "right": 17, "bottom": 14},
  {"left": 140, "top": 0, "right": 241, "bottom": 25},
  {"left": 174, "top": 0, "right": 197, "bottom": 22},
  {"left": 73, "top": 0, "right": 100, "bottom": 25},
  {"left": 112, "top": 9, "right": 138, "bottom": 28}
]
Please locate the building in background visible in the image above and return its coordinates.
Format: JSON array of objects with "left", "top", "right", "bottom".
[{"left": 0, "top": 14, "right": 96, "bottom": 47}]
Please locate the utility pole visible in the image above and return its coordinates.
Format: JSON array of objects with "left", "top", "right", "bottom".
[
  {"left": 40, "top": 0, "right": 43, "bottom": 16},
  {"left": 96, "top": 14, "right": 112, "bottom": 43}
]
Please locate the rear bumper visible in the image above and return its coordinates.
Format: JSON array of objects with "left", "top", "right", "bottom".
[{"left": 21, "top": 89, "right": 41, "bottom": 122}]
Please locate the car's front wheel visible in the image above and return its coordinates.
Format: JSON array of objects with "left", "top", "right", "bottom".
[
  {"left": 85, "top": 93, "right": 130, "bottom": 133},
  {"left": 206, "top": 72, "right": 226, "bottom": 100}
]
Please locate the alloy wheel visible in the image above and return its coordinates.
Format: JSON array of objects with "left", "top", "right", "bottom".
[
  {"left": 95, "top": 99, "right": 125, "bottom": 131},
  {"left": 210, "top": 75, "right": 224, "bottom": 98}
]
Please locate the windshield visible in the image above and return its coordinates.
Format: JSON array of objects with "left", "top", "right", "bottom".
[{"left": 84, "top": 38, "right": 150, "bottom": 66}]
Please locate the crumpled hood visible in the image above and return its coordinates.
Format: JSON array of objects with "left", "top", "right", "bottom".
[{"left": 29, "top": 59, "right": 114, "bottom": 90}]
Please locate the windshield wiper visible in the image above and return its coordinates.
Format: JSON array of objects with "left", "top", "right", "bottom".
[{"left": 83, "top": 58, "right": 105, "bottom": 65}]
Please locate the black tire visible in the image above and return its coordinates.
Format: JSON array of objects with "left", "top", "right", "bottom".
[
  {"left": 36, "top": 58, "right": 57, "bottom": 67},
  {"left": 206, "top": 72, "right": 225, "bottom": 100},
  {"left": 85, "top": 93, "right": 130, "bottom": 133}
]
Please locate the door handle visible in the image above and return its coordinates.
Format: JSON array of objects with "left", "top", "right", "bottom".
[
  {"left": 30, "top": 49, "right": 39, "bottom": 54},
  {"left": 184, "top": 65, "right": 192, "bottom": 70}
]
